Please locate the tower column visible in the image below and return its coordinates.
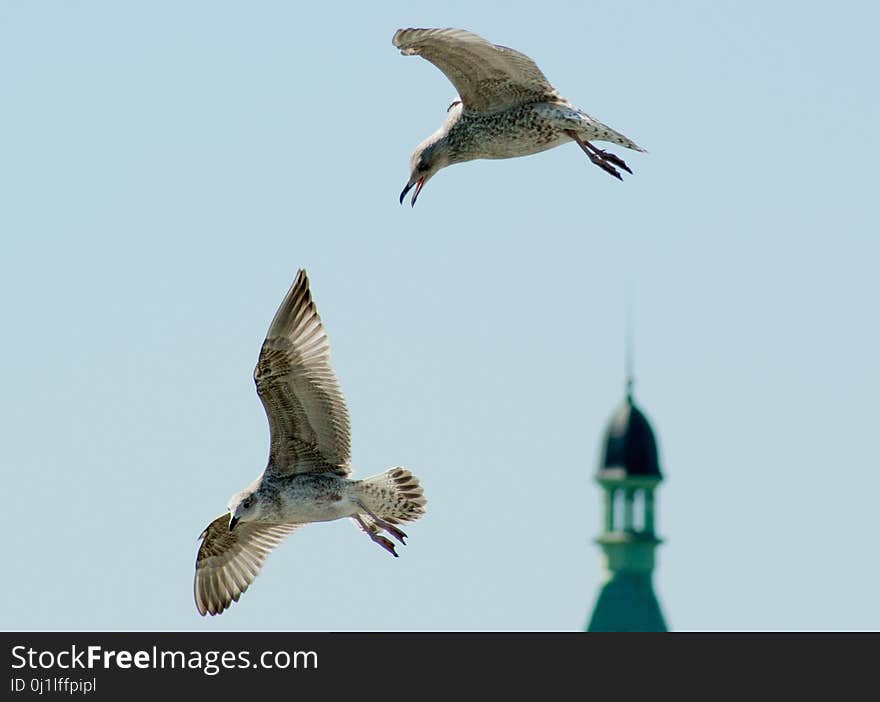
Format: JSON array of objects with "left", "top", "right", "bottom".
[
  {"left": 603, "top": 487, "right": 614, "bottom": 532},
  {"left": 623, "top": 488, "right": 634, "bottom": 531}
]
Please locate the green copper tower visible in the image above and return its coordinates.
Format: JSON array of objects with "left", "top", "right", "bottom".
[{"left": 586, "top": 382, "right": 668, "bottom": 632}]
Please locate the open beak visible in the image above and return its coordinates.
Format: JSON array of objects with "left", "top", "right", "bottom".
[
  {"left": 228, "top": 515, "right": 239, "bottom": 532},
  {"left": 399, "top": 177, "right": 425, "bottom": 207}
]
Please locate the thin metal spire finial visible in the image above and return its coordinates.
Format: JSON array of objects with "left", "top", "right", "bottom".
[{"left": 625, "top": 296, "right": 635, "bottom": 403}]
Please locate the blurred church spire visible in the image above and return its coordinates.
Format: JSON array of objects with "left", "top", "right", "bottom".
[{"left": 585, "top": 378, "right": 668, "bottom": 632}]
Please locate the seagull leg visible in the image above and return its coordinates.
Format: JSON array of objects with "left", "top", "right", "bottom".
[
  {"left": 355, "top": 501, "right": 408, "bottom": 544},
  {"left": 565, "top": 130, "right": 632, "bottom": 179},
  {"left": 352, "top": 514, "right": 399, "bottom": 557}
]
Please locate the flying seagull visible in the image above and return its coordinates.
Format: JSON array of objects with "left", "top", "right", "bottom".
[
  {"left": 194, "top": 269, "right": 426, "bottom": 616},
  {"left": 393, "top": 27, "right": 645, "bottom": 206}
]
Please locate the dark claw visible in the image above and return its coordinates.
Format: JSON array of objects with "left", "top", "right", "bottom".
[
  {"left": 596, "top": 160, "right": 623, "bottom": 180},
  {"left": 598, "top": 150, "right": 633, "bottom": 174},
  {"left": 385, "top": 524, "right": 408, "bottom": 544},
  {"left": 374, "top": 534, "right": 399, "bottom": 557}
]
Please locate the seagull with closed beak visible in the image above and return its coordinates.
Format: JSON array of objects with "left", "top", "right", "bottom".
[{"left": 193, "top": 269, "right": 426, "bottom": 616}]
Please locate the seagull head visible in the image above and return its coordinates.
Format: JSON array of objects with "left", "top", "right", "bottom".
[
  {"left": 400, "top": 140, "right": 446, "bottom": 207},
  {"left": 227, "top": 487, "right": 261, "bottom": 531},
  {"left": 399, "top": 102, "right": 462, "bottom": 207}
]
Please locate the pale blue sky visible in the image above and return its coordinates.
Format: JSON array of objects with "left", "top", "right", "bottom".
[{"left": 2, "top": 1, "right": 878, "bottom": 631}]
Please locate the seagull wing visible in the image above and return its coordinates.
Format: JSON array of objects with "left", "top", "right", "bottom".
[
  {"left": 393, "top": 27, "right": 561, "bottom": 113},
  {"left": 253, "top": 269, "right": 352, "bottom": 477},
  {"left": 194, "top": 514, "right": 301, "bottom": 616}
]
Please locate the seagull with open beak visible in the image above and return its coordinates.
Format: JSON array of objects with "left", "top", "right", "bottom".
[
  {"left": 393, "top": 27, "right": 645, "bottom": 208},
  {"left": 398, "top": 115, "right": 455, "bottom": 207}
]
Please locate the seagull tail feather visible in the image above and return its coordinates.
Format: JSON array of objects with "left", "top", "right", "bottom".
[{"left": 357, "top": 467, "right": 427, "bottom": 524}]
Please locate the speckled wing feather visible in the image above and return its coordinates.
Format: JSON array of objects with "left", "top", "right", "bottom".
[
  {"left": 194, "top": 514, "right": 300, "bottom": 616},
  {"left": 392, "top": 27, "right": 561, "bottom": 113},
  {"left": 253, "top": 269, "right": 351, "bottom": 477}
]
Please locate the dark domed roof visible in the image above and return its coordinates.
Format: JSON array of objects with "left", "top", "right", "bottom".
[{"left": 599, "top": 392, "right": 662, "bottom": 478}]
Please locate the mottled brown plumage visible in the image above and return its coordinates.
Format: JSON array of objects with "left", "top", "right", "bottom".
[
  {"left": 393, "top": 27, "right": 645, "bottom": 205},
  {"left": 393, "top": 27, "right": 563, "bottom": 112},
  {"left": 193, "top": 270, "right": 426, "bottom": 616},
  {"left": 194, "top": 517, "right": 300, "bottom": 617},
  {"left": 253, "top": 270, "right": 351, "bottom": 476}
]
